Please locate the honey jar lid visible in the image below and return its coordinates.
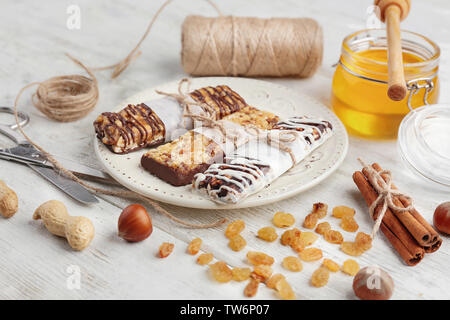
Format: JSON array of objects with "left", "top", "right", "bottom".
[{"left": 398, "top": 104, "right": 450, "bottom": 188}]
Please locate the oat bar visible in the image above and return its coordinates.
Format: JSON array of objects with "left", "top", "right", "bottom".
[
  {"left": 140, "top": 106, "right": 279, "bottom": 186},
  {"left": 193, "top": 117, "right": 333, "bottom": 203},
  {"left": 94, "top": 85, "right": 248, "bottom": 154}
]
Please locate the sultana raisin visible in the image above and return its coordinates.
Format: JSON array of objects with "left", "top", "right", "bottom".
[
  {"left": 332, "top": 206, "right": 355, "bottom": 218},
  {"left": 159, "top": 242, "right": 174, "bottom": 258},
  {"left": 210, "top": 261, "right": 233, "bottom": 283},
  {"left": 341, "top": 216, "right": 359, "bottom": 232},
  {"left": 232, "top": 267, "right": 251, "bottom": 282},
  {"left": 251, "top": 265, "right": 273, "bottom": 282},
  {"left": 228, "top": 234, "right": 247, "bottom": 252},
  {"left": 273, "top": 212, "right": 295, "bottom": 228},
  {"left": 341, "top": 241, "right": 364, "bottom": 257},
  {"left": 280, "top": 228, "right": 301, "bottom": 246},
  {"left": 324, "top": 230, "right": 344, "bottom": 244},
  {"left": 299, "top": 247, "right": 323, "bottom": 262},
  {"left": 225, "top": 220, "right": 245, "bottom": 239},
  {"left": 322, "top": 258, "right": 340, "bottom": 272},
  {"left": 266, "top": 274, "right": 285, "bottom": 289},
  {"left": 355, "top": 232, "right": 372, "bottom": 251},
  {"left": 290, "top": 237, "right": 305, "bottom": 253},
  {"left": 244, "top": 278, "right": 260, "bottom": 297},
  {"left": 311, "top": 267, "right": 330, "bottom": 287},
  {"left": 247, "top": 251, "right": 275, "bottom": 266},
  {"left": 312, "top": 202, "right": 328, "bottom": 218},
  {"left": 187, "top": 237, "right": 202, "bottom": 255},
  {"left": 303, "top": 213, "right": 319, "bottom": 229},
  {"left": 315, "top": 222, "right": 331, "bottom": 235},
  {"left": 298, "top": 231, "right": 319, "bottom": 247},
  {"left": 197, "top": 253, "right": 213, "bottom": 265},
  {"left": 342, "top": 259, "right": 360, "bottom": 276},
  {"left": 275, "top": 278, "right": 296, "bottom": 300},
  {"left": 282, "top": 256, "right": 303, "bottom": 272},
  {"left": 257, "top": 227, "right": 278, "bottom": 242}
]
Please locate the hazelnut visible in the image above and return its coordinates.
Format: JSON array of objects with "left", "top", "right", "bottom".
[
  {"left": 434, "top": 202, "right": 450, "bottom": 235},
  {"left": 118, "top": 204, "right": 153, "bottom": 242},
  {"left": 353, "top": 266, "right": 394, "bottom": 300}
]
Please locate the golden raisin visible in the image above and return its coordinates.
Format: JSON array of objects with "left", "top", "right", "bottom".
[
  {"left": 341, "top": 216, "right": 359, "bottom": 232},
  {"left": 303, "top": 213, "right": 319, "bottom": 229},
  {"left": 299, "top": 247, "right": 323, "bottom": 262},
  {"left": 341, "top": 241, "right": 364, "bottom": 257},
  {"left": 312, "top": 202, "right": 328, "bottom": 218},
  {"left": 225, "top": 220, "right": 245, "bottom": 239},
  {"left": 247, "top": 251, "right": 275, "bottom": 266},
  {"left": 322, "top": 258, "right": 340, "bottom": 272},
  {"left": 315, "top": 222, "right": 331, "bottom": 235},
  {"left": 282, "top": 256, "right": 303, "bottom": 272},
  {"left": 332, "top": 206, "right": 355, "bottom": 218},
  {"left": 228, "top": 234, "right": 247, "bottom": 252},
  {"left": 232, "top": 267, "right": 251, "bottom": 282},
  {"left": 252, "top": 265, "right": 273, "bottom": 282},
  {"left": 273, "top": 212, "right": 295, "bottom": 228},
  {"left": 342, "top": 259, "right": 360, "bottom": 276},
  {"left": 210, "top": 262, "right": 233, "bottom": 283},
  {"left": 266, "top": 274, "right": 285, "bottom": 289},
  {"left": 197, "top": 253, "right": 213, "bottom": 265},
  {"left": 355, "top": 232, "right": 372, "bottom": 251},
  {"left": 187, "top": 237, "right": 202, "bottom": 255},
  {"left": 324, "top": 230, "right": 344, "bottom": 244},
  {"left": 311, "top": 267, "right": 330, "bottom": 287},
  {"left": 275, "top": 278, "right": 296, "bottom": 300},
  {"left": 298, "top": 231, "right": 319, "bottom": 247},
  {"left": 159, "top": 242, "right": 174, "bottom": 258},
  {"left": 244, "top": 278, "right": 260, "bottom": 297},
  {"left": 280, "top": 228, "right": 301, "bottom": 246},
  {"left": 257, "top": 227, "right": 278, "bottom": 242},
  {"left": 290, "top": 237, "right": 305, "bottom": 253}
]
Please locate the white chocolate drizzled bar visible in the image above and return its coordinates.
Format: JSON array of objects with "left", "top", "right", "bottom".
[{"left": 192, "top": 117, "right": 333, "bottom": 204}]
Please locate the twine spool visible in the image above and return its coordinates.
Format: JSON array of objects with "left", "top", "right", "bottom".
[{"left": 181, "top": 15, "right": 323, "bottom": 77}]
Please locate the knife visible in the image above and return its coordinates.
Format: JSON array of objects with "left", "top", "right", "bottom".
[
  {"left": 0, "top": 145, "right": 113, "bottom": 183},
  {"left": 27, "top": 164, "right": 99, "bottom": 204}
]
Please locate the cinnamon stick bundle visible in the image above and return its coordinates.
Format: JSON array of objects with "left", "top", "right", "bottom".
[
  {"left": 353, "top": 162, "right": 441, "bottom": 266},
  {"left": 370, "top": 163, "right": 442, "bottom": 253}
]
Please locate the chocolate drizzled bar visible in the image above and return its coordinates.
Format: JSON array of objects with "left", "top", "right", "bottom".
[
  {"left": 94, "top": 85, "right": 248, "bottom": 154},
  {"left": 141, "top": 106, "right": 279, "bottom": 186},
  {"left": 193, "top": 117, "right": 333, "bottom": 204}
]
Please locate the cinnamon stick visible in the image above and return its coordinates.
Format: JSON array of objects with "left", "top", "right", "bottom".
[
  {"left": 362, "top": 165, "right": 432, "bottom": 247},
  {"left": 353, "top": 171, "right": 424, "bottom": 266},
  {"left": 371, "top": 163, "right": 442, "bottom": 252}
]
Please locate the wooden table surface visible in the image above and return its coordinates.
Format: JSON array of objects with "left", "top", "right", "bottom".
[{"left": 1, "top": 0, "right": 449, "bottom": 300}]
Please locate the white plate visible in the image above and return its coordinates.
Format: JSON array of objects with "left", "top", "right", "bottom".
[{"left": 94, "top": 77, "right": 348, "bottom": 209}]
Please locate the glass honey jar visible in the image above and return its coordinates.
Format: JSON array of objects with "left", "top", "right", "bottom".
[{"left": 332, "top": 29, "right": 440, "bottom": 139}]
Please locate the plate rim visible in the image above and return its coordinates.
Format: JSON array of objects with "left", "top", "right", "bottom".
[{"left": 94, "top": 77, "right": 349, "bottom": 209}]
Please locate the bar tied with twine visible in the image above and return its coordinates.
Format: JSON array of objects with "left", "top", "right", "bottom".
[
  {"left": 353, "top": 159, "right": 442, "bottom": 266},
  {"left": 156, "top": 79, "right": 300, "bottom": 164}
]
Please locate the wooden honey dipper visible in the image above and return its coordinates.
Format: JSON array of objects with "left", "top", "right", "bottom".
[{"left": 375, "top": 0, "right": 411, "bottom": 101}]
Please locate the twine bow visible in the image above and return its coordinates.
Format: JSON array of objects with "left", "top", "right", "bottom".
[{"left": 358, "top": 158, "right": 414, "bottom": 239}]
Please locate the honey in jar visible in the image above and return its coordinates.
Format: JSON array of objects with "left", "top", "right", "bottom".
[{"left": 332, "top": 29, "right": 440, "bottom": 139}]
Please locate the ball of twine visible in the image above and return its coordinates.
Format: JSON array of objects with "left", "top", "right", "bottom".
[
  {"left": 32, "top": 54, "right": 99, "bottom": 122},
  {"left": 181, "top": 15, "right": 323, "bottom": 77}
]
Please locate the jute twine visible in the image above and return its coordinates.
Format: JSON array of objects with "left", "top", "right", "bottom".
[
  {"left": 181, "top": 15, "right": 323, "bottom": 77},
  {"left": 358, "top": 158, "right": 414, "bottom": 239}
]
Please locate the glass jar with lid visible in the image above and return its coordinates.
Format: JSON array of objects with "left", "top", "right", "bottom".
[{"left": 332, "top": 29, "right": 440, "bottom": 139}]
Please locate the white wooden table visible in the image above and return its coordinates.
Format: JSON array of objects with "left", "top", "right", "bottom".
[{"left": 1, "top": 0, "right": 449, "bottom": 300}]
